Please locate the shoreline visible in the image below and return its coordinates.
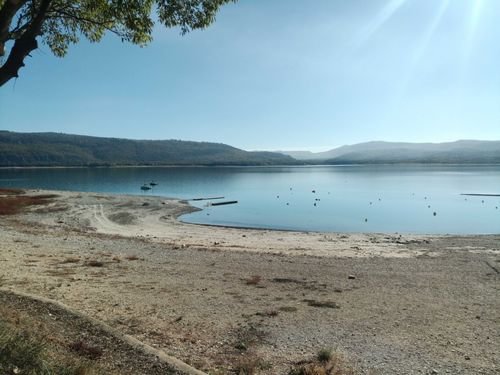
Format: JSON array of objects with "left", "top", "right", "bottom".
[
  {"left": 178, "top": 217, "right": 500, "bottom": 236},
  {"left": 6, "top": 187, "right": 500, "bottom": 237},
  {"left": 2, "top": 162, "right": 500, "bottom": 169},
  {"left": 6, "top": 189, "right": 500, "bottom": 258},
  {"left": 1, "top": 189, "right": 499, "bottom": 374},
  {"left": 9, "top": 189, "right": 458, "bottom": 258}
]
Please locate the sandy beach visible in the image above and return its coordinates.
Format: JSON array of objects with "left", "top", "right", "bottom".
[{"left": 0, "top": 189, "right": 499, "bottom": 374}]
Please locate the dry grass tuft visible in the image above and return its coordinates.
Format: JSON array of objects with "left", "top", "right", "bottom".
[
  {"left": 279, "top": 306, "right": 298, "bottom": 313},
  {"left": 272, "top": 277, "right": 306, "bottom": 285},
  {"left": 245, "top": 275, "right": 262, "bottom": 285},
  {"left": 84, "top": 260, "right": 105, "bottom": 268},
  {"left": 256, "top": 310, "right": 279, "bottom": 317},
  {"left": 233, "top": 324, "right": 267, "bottom": 354},
  {"left": 233, "top": 353, "right": 270, "bottom": 375},
  {"left": 61, "top": 257, "right": 81, "bottom": 264},
  {"left": 234, "top": 358, "right": 258, "bottom": 375},
  {"left": 289, "top": 350, "right": 357, "bottom": 375},
  {"left": 317, "top": 349, "right": 332, "bottom": 362},
  {"left": 68, "top": 340, "right": 103, "bottom": 360},
  {"left": 44, "top": 268, "right": 76, "bottom": 277},
  {"left": 303, "top": 299, "right": 340, "bottom": 309}
]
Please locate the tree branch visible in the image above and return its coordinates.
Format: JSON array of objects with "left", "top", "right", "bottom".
[
  {"left": 8, "top": 18, "right": 31, "bottom": 39},
  {"left": 0, "top": 0, "right": 51, "bottom": 86},
  {"left": 0, "top": 0, "right": 28, "bottom": 56},
  {"left": 48, "top": 9, "right": 123, "bottom": 38}
]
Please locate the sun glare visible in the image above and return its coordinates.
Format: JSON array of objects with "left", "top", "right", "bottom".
[
  {"left": 354, "top": 0, "right": 409, "bottom": 47},
  {"left": 355, "top": 0, "right": 490, "bottom": 91},
  {"left": 462, "top": 0, "right": 487, "bottom": 75},
  {"left": 468, "top": 0, "right": 486, "bottom": 37},
  {"left": 400, "top": 0, "right": 451, "bottom": 90}
]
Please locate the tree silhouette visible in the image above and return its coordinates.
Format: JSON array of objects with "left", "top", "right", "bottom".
[{"left": 0, "top": 0, "right": 235, "bottom": 86}]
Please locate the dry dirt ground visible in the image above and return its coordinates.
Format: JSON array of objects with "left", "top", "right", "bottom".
[{"left": 0, "top": 190, "right": 499, "bottom": 374}]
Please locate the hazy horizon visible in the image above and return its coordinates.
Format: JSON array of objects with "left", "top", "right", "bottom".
[
  {"left": 1, "top": 0, "right": 499, "bottom": 150},
  {"left": 3, "top": 129, "right": 499, "bottom": 154}
]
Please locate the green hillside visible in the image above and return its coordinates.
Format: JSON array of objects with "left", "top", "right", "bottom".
[{"left": 0, "top": 131, "right": 296, "bottom": 167}]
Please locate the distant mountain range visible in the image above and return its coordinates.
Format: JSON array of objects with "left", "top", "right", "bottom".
[
  {"left": 0, "top": 131, "right": 295, "bottom": 167},
  {"left": 1, "top": 132, "right": 499, "bottom": 167},
  {"left": 280, "top": 140, "right": 500, "bottom": 164}
]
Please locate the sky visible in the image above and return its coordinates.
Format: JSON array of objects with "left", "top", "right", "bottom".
[{"left": 1, "top": 0, "right": 499, "bottom": 151}]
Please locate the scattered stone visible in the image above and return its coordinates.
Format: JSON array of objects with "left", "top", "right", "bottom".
[{"left": 348, "top": 275, "right": 356, "bottom": 280}]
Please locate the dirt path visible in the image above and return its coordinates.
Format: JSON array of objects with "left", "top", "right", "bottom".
[{"left": 0, "top": 190, "right": 499, "bottom": 374}]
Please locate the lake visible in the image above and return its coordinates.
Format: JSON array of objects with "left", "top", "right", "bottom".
[{"left": 1, "top": 165, "right": 499, "bottom": 234}]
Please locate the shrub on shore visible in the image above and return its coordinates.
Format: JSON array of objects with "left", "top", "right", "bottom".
[
  {"left": 0, "top": 193, "right": 58, "bottom": 215},
  {"left": 288, "top": 349, "right": 357, "bottom": 375}
]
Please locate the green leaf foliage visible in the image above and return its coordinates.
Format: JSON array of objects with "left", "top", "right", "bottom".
[
  {"left": 11, "top": 0, "right": 235, "bottom": 57},
  {"left": 0, "top": 0, "right": 236, "bottom": 85}
]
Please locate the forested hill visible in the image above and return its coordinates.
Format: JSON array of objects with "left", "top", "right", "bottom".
[
  {"left": 281, "top": 140, "right": 500, "bottom": 164},
  {"left": 0, "top": 131, "right": 296, "bottom": 167}
]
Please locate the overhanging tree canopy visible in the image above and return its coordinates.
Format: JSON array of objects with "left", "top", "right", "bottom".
[{"left": 0, "top": 0, "right": 235, "bottom": 87}]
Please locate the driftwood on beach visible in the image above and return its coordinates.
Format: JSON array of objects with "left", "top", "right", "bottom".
[
  {"left": 210, "top": 200, "right": 238, "bottom": 206},
  {"left": 191, "top": 196, "right": 225, "bottom": 201}
]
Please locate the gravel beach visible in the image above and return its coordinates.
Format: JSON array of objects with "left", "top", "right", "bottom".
[{"left": 0, "top": 189, "right": 499, "bottom": 374}]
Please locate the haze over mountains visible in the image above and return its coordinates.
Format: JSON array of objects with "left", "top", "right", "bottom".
[
  {"left": 280, "top": 140, "right": 500, "bottom": 164},
  {"left": 0, "top": 132, "right": 499, "bottom": 166}
]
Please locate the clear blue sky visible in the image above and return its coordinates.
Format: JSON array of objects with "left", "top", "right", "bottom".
[{"left": 1, "top": 0, "right": 499, "bottom": 151}]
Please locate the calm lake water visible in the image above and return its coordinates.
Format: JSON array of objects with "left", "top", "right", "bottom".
[{"left": 1, "top": 165, "right": 499, "bottom": 234}]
